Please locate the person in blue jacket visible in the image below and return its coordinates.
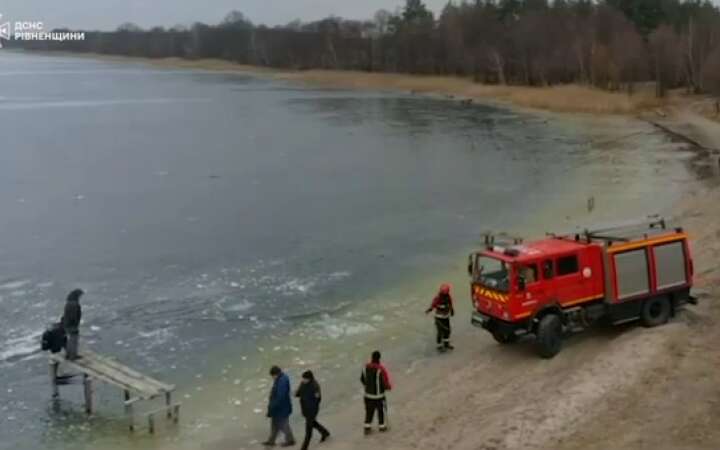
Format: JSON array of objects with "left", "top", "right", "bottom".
[{"left": 263, "top": 365, "right": 296, "bottom": 447}]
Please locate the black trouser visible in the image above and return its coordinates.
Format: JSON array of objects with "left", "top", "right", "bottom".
[
  {"left": 364, "top": 398, "right": 386, "bottom": 429},
  {"left": 66, "top": 332, "right": 80, "bottom": 360},
  {"left": 435, "top": 317, "right": 451, "bottom": 347},
  {"left": 301, "top": 416, "right": 329, "bottom": 450}
]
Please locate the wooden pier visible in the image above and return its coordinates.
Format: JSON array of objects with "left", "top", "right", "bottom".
[{"left": 49, "top": 350, "right": 180, "bottom": 433}]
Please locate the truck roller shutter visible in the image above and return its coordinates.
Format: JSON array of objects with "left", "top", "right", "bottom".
[
  {"left": 653, "top": 241, "right": 687, "bottom": 290},
  {"left": 614, "top": 249, "right": 650, "bottom": 300}
]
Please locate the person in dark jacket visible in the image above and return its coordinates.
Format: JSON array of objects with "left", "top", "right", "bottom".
[
  {"left": 263, "top": 366, "right": 296, "bottom": 447},
  {"left": 360, "top": 351, "right": 392, "bottom": 435},
  {"left": 295, "top": 370, "right": 330, "bottom": 450},
  {"left": 61, "top": 289, "right": 84, "bottom": 360},
  {"left": 425, "top": 283, "right": 455, "bottom": 351}
]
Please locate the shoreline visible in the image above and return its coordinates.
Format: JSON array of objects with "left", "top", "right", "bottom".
[
  {"left": 22, "top": 51, "right": 720, "bottom": 123},
  {"left": 19, "top": 51, "right": 677, "bottom": 116}
]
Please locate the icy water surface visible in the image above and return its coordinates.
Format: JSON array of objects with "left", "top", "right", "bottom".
[{"left": 0, "top": 51, "right": 696, "bottom": 450}]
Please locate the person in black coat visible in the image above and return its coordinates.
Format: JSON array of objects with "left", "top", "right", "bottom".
[
  {"left": 61, "top": 289, "right": 83, "bottom": 360},
  {"left": 295, "top": 370, "right": 330, "bottom": 450}
]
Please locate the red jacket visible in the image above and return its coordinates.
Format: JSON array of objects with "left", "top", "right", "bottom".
[
  {"left": 361, "top": 362, "right": 392, "bottom": 398},
  {"left": 427, "top": 294, "right": 455, "bottom": 318}
]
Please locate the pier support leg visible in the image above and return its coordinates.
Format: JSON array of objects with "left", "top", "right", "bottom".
[
  {"left": 124, "top": 390, "right": 134, "bottom": 432},
  {"left": 148, "top": 413, "right": 155, "bottom": 434},
  {"left": 83, "top": 375, "right": 93, "bottom": 415},
  {"left": 49, "top": 360, "right": 59, "bottom": 399},
  {"left": 173, "top": 405, "right": 180, "bottom": 425},
  {"left": 165, "top": 392, "right": 172, "bottom": 419}
]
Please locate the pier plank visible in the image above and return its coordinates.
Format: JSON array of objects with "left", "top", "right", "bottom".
[{"left": 49, "top": 352, "right": 174, "bottom": 399}]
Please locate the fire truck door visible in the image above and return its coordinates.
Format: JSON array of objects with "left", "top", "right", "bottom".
[
  {"left": 518, "top": 263, "right": 543, "bottom": 311},
  {"left": 554, "top": 253, "right": 585, "bottom": 305}
]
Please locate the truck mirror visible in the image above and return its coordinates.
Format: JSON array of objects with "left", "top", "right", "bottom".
[{"left": 467, "top": 255, "right": 473, "bottom": 276}]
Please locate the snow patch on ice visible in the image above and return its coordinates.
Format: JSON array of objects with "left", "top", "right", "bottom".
[
  {"left": 315, "top": 319, "right": 376, "bottom": 339},
  {"left": 0, "top": 280, "right": 31, "bottom": 291},
  {"left": 221, "top": 298, "right": 254, "bottom": 313},
  {"left": 0, "top": 331, "right": 42, "bottom": 363}
]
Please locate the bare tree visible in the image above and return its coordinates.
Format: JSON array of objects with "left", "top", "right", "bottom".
[
  {"left": 373, "top": 9, "right": 393, "bottom": 36},
  {"left": 117, "top": 22, "right": 143, "bottom": 32},
  {"left": 220, "top": 10, "right": 253, "bottom": 30},
  {"left": 701, "top": 45, "right": 720, "bottom": 97},
  {"left": 650, "top": 25, "right": 682, "bottom": 97},
  {"left": 15, "top": 0, "right": 720, "bottom": 95}
]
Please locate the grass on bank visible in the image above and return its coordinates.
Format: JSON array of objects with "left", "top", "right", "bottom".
[
  {"left": 277, "top": 70, "right": 663, "bottom": 115},
  {"left": 56, "top": 53, "right": 665, "bottom": 115}
]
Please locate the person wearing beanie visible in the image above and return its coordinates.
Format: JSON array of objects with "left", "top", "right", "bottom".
[
  {"left": 295, "top": 370, "right": 330, "bottom": 450},
  {"left": 61, "top": 289, "right": 84, "bottom": 360}
]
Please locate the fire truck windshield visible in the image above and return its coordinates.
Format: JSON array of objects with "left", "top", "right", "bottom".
[{"left": 475, "top": 256, "right": 510, "bottom": 293}]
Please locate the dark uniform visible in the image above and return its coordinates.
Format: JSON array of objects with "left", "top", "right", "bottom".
[
  {"left": 360, "top": 352, "right": 392, "bottom": 434},
  {"left": 61, "top": 289, "right": 83, "bottom": 360},
  {"left": 426, "top": 285, "right": 455, "bottom": 351},
  {"left": 296, "top": 371, "right": 330, "bottom": 450}
]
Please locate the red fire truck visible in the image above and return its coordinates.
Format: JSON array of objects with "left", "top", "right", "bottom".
[{"left": 468, "top": 217, "right": 697, "bottom": 358}]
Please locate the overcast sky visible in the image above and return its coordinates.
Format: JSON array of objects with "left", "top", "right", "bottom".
[
  {"left": 2, "top": 0, "right": 719, "bottom": 32},
  {"left": 0, "top": 0, "right": 451, "bottom": 31}
]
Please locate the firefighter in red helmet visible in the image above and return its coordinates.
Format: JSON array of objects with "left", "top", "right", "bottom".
[{"left": 426, "top": 283, "right": 455, "bottom": 351}]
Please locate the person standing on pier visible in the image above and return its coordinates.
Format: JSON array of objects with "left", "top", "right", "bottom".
[
  {"left": 426, "top": 283, "right": 455, "bottom": 351},
  {"left": 264, "top": 365, "right": 296, "bottom": 447},
  {"left": 295, "top": 370, "right": 330, "bottom": 450},
  {"left": 61, "top": 289, "right": 84, "bottom": 360}
]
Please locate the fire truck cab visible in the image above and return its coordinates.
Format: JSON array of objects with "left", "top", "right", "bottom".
[{"left": 469, "top": 217, "right": 696, "bottom": 358}]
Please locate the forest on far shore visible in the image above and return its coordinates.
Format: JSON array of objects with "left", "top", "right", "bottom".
[{"left": 10, "top": 0, "right": 720, "bottom": 97}]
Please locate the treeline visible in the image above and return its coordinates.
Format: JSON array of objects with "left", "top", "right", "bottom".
[{"left": 12, "top": 0, "right": 720, "bottom": 96}]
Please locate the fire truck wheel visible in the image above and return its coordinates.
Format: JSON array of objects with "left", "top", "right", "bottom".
[
  {"left": 537, "top": 314, "right": 563, "bottom": 359},
  {"left": 641, "top": 296, "right": 671, "bottom": 327},
  {"left": 492, "top": 330, "right": 518, "bottom": 344}
]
